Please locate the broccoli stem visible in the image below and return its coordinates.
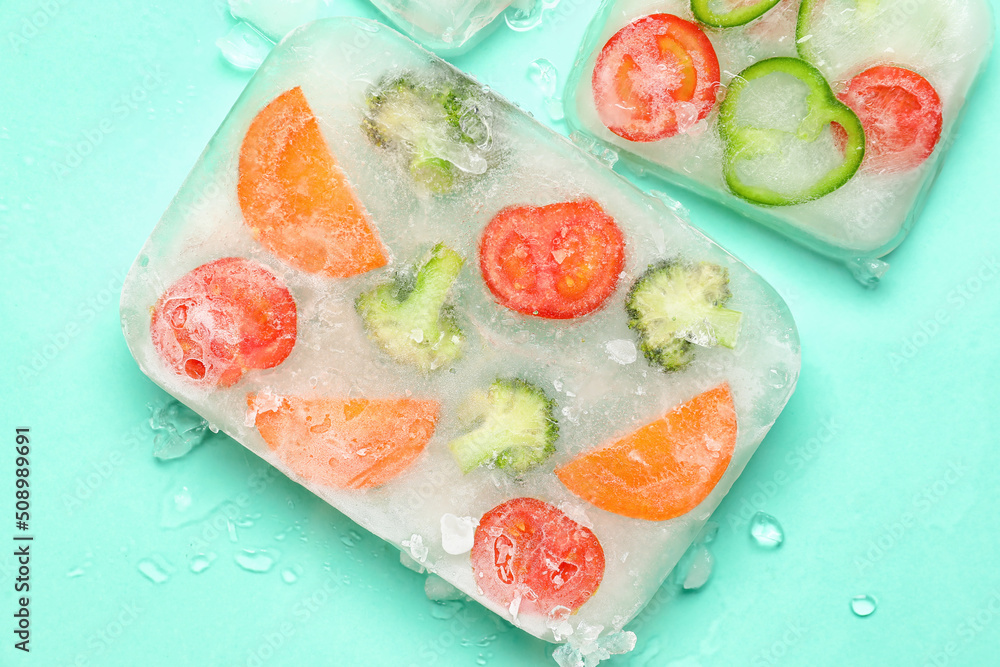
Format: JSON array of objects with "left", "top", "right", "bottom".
[
  {"left": 406, "top": 244, "right": 463, "bottom": 319},
  {"left": 708, "top": 308, "right": 743, "bottom": 349}
]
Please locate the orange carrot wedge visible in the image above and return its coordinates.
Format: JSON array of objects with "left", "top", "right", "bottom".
[
  {"left": 248, "top": 394, "right": 439, "bottom": 489},
  {"left": 238, "top": 87, "right": 387, "bottom": 278},
  {"left": 556, "top": 383, "right": 737, "bottom": 521}
]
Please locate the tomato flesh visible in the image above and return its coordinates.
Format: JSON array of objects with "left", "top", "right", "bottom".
[
  {"left": 471, "top": 497, "right": 605, "bottom": 615},
  {"left": 479, "top": 199, "right": 625, "bottom": 319},
  {"left": 593, "top": 14, "right": 721, "bottom": 142},
  {"left": 838, "top": 65, "right": 942, "bottom": 173},
  {"left": 151, "top": 257, "right": 297, "bottom": 388}
]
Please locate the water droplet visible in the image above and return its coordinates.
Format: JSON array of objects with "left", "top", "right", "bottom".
[
  {"left": 190, "top": 553, "right": 216, "bottom": 573},
  {"left": 227, "top": 520, "right": 239, "bottom": 543},
  {"left": 66, "top": 567, "right": 85, "bottom": 578},
  {"left": 341, "top": 530, "right": 362, "bottom": 547},
  {"left": 750, "top": 512, "right": 784, "bottom": 548},
  {"left": 235, "top": 548, "right": 278, "bottom": 573},
  {"left": 281, "top": 567, "right": 300, "bottom": 584},
  {"left": 138, "top": 558, "right": 170, "bottom": 584},
  {"left": 851, "top": 594, "right": 877, "bottom": 617}
]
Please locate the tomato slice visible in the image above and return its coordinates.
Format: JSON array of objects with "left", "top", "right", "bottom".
[
  {"left": 592, "top": 14, "right": 721, "bottom": 142},
  {"left": 471, "top": 498, "right": 605, "bottom": 615},
  {"left": 150, "top": 257, "right": 297, "bottom": 388},
  {"left": 479, "top": 199, "right": 625, "bottom": 319},
  {"left": 249, "top": 394, "right": 439, "bottom": 489},
  {"left": 837, "top": 65, "right": 942, "bottom": 173}
]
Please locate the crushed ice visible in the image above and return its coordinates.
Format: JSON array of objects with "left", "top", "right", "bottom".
[
  {"left": 150, "top": 399, "right": 209, "bottom": 460},
  {"left": 552, "top": 621, "right": 637, "bottom": 667},
  {"left": 402, "top": 533, "right": 429, "bottom": 562},
  {"left": 440, "top": 514, "right": 478, "bottom": 555},
  {"left": 604, "top": 339, "right": 637, "bottom": 365}
]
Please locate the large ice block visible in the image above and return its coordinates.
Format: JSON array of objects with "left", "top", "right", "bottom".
[
  {"left": 368, "top": 0, "right": 526, "bottom": 53},
  {"left": 564, "top": 0, "right": 994, "bottom": 284},
  {"left": 120, "top": 17, "right": 799, "bottom": 650}
]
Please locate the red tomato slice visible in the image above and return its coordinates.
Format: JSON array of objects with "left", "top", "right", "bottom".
[
  {"left": 837, "top": 65, "right": 942, "bottom": 173},
  {"left": 592, "top": 14, "right": 721, "bottom": 142},
  {"left": 471, "top": 497, "right": 605, "bottom": 615},
  {"left": 151, "top": 257, "right": 297, "bottom": 388},
  {"left": 479, "top": 199, "right": 625, "bottom": 319}
]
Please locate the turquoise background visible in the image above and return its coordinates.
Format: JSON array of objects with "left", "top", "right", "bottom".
[{"left": 2, "top": 1, "right": 998, "bottom": 665}]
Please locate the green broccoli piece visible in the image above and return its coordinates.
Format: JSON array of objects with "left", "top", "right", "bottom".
[
  {"left": 361, "top": 73, "right": 490, "bottom": 194},
  {"left": 626, "top": 259, "right": 743, "bottom": 372},
  {"left": 356, "top": 244, "right": 465, "bottom": 372},
  {"left": 448, "top": 378, "right": 558, "bottom": 475}
]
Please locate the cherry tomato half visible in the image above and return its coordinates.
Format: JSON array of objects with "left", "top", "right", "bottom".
[
  {"left": 150, "top": 257, "right": 297, "bottom": 388},
  {"left": 592, "top": 14, "right": 721, "bottom": 142},
  {"left": 479, "top": 199, "right": 625, "bottom": 319},
  {"left": 471, "top": 497, "right": 605, "bottom": 615},
  {"left": 838, "top": 65, "right": 942, "bottom": 173}
]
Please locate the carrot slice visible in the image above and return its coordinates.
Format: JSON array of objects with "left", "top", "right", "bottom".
[
  {"left": 556, "top": 383, "right": 737, "bottom": 521},
  {"left": 248, "top": 394, "right": 439, "bottom": 489},
  {"left": 238, "top": 87, "right": 387, "bottom": 278}
]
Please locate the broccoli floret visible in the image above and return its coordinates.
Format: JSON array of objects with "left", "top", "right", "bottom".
[
  {"left": 626, "top": 259, "right": 743, "bottom": 372},
  {"left": 356, "top": 244, "right": 465, "bottom": 372},
  {"left": 361, "top": 73, "right": 491, "bottom": 194},
  {"left": 448, "top": 378, "right": 558, "bottom": 475}
]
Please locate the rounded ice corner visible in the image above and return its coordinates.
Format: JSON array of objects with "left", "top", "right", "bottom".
[{"left": 563, "top": 0, "right": 996, "bottom": 287}]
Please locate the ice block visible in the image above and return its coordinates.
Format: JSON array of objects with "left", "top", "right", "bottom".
[
  {"left": 120, "top": 17, "right": 800, "bottom": 652},
  {"left": 564, "top": 0, "right": 994, "bottom": 284},
  {"left": 368, "top": 0, "right": 528, "bottom": 53}
]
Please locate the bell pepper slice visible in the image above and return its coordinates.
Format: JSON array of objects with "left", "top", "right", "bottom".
[
  {"left": 718, "top": 57, "right": 864, "bottom": 206},
  {"left": 690, "top": 0, "right": 782, "bottom": 28}
]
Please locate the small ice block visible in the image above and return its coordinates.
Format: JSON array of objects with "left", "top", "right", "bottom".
[
  {"left": 368, "top": 0, "right": 525, "bottom": 53},
  {"left": 120, "top": 18, "right": 799, "bottom": 649},
  {"left": 564, "top": 0, "right": 994, "bottom": 283}
]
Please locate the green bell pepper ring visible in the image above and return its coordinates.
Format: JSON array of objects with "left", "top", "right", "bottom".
[
  {"left": 691, "top": 0, "right": 782, "bottom": 28},
  {"left": 718, "top": 57, "right": 865, "bottom": 206}
]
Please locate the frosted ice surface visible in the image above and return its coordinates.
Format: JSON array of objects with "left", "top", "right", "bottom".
[{"left": 120, "top": 17, "right": 799, "bottom": 650}]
